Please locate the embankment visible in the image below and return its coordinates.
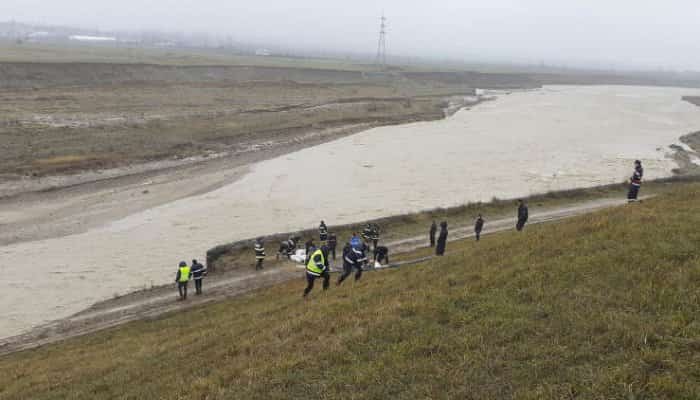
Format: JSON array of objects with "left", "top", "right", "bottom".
[
  {"left": 205, "top": 176, "right": 700, "bottom": 273},
  {"left": 3, "top": 182, "right": 700, "bottom": 399}
]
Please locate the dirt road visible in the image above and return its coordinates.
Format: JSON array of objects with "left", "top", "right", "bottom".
[{"left": 0, "top": 195, "right": 640, "bottom": 357}]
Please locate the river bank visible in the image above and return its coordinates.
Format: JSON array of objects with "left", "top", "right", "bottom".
[
  {"left": 3, "top": 176, "right": 697, "bottom": 356},
  {"left": 1, "top": 85, "right": 699, "bottom": 341}
]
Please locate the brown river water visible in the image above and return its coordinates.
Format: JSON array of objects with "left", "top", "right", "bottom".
[{"left": 2, "top": 85, "right": 700, "bottom": 339}]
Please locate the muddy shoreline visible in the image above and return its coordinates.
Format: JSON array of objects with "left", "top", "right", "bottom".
[{"left": 0, "top": 94, "right": 484, "bottom": 247}]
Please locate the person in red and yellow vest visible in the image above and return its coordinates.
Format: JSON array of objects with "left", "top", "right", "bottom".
[
  {"left": 175, "top": 261, "right": 191, "bottom": 300},
  {"left": 303, "top": 246, "right": 330, "bottom": 298}
]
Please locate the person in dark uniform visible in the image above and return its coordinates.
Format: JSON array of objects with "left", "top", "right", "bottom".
[
  {"left": 277, "top": 236, "right": 299, "bottom": 260},
  {"left": 429, "top": 221, "right": 437, "bottom": 247},
  {"left": 191, "top": 259, "right": 207, "bottom": 295},
  {"left": 516, "top": 200, "right": 529, "bottom": 231},
  {"left": 361, "top": 223, "right": 380, "bottom": 251},
  {"left": 627, "top": 160, "right": 644, "bottom": 202},
  {"left": 436, "top": 221, "right": 448, "bottom": 256},
  {"left": 373, "top": 245, "right": 389, "bottom": 265},
  {"left": 327, "top": 233, "right": 338, "bottom": 260},
  {"left": 319, "top": 221, "right": 328, "bottom": 242},
  {"left": 254, "top": 238, "right": 266, "bottom": 270},
  {"left": 474, "top": 214, "right": 484, "bottom": 241},
  {"left": 337, "top": 243, "right": 363, "bottom": 285},
  {"left": 303, "top": 246, "right": 330, "bottom": 297}
]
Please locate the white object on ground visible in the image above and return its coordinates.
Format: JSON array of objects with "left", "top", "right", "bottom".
[{"left": 290, "top": 249, "right": 306, "bottom": 264}]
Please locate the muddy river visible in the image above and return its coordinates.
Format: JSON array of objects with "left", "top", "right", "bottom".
[{"left": 2, "top": 85, "right": 700, "bottom": 339}]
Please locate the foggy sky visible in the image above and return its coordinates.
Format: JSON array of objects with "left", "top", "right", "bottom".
[{"left": 3, "top": 0, "right": 700, "bottom": 70}]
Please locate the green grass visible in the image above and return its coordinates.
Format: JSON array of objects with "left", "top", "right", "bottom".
[{"left": 3, "top": 183, "right": 700, "bottom": 399}]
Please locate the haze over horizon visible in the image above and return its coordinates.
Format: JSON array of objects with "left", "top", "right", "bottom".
[{"left": 2, "top": 0, "right": 700, "bottom": 71}]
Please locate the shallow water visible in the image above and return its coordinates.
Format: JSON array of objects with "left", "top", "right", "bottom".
[{"left": 2, "top": 85, "right": 700, "bottom": 339}]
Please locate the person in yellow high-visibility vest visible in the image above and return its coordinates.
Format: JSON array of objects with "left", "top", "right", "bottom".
[
  {"left": 175, "top": 261, "right": 191, "bottom": 300},
  {"left": 303, "top": 246, "right": 330, "bottom": 298}
]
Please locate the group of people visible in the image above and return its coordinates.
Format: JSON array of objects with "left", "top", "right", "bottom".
[
  {"left": 303, "top": 222, "right": 384, "bottom": 298},
  {"left": 175, "top": 160, "right": 644, "bottom": 300},
  {"left": 426, "top": 160, "right": 643, "bottom": 256},
  {"left": 174, "top": 259, "right": 207, "bottom": 300},
  {"left": 427, "top": 200, "right": 526, "bottom": 257}
]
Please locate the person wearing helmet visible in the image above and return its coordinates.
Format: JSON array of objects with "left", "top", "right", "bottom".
[
  {"left": 175, "top": 261, "right": 191, "bottom": 300},
  {"left": 319, "top": 220, "right": 328, "bottom": 243},
  {"left": 337, "top": 242, "right": 363, "bottom": 285},
  {"left": 191, "top": 259, "right": 207, "bottom": 295},
  {"left": 628, "top": 160, "right": 644, "bottom": 202},
  {"left": 254, "top": 238, "right": 266, "bottom": 270}
]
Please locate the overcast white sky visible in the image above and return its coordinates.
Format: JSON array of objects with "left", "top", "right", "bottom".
[{"left": 2, "top": 0, "right": 700, "bottom": 70}]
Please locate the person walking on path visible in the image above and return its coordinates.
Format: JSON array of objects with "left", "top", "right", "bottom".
[
  {"left": 627, "top": 160, "right": 644, "bottom": 202},
  {"left": 516, "top": 200, "right": 529, "bottom": 231},
  {"left": 319, "top": 221, "right": 328, "bottom": 243},
  {"left": 303, "top": 246, "right": 330, "bottom": 297},
  {"left": 254, "top": 238, "right": 266, "bottom": 270},
  {"left": 337, "top": 243, "right": 363, "bottom": 285},
  {"left": 429, "top": 221, "right": 437, "bottom": 247},
  {"left": 474, "top": 214, "right": 484, "bottom": 241},
  {"left": 191, "top": 259, "right": 207, "bottom": 295},
  {"left": 436, "top": 222, "right": 448, "bottom": 256},
  {"left": 175, "top": 261, "right": 191, "bottom": 300},
  {"left": 327, "top": 233, "right": 338, "bottom": 261}
]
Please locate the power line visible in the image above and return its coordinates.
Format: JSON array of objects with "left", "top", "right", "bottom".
[{"left": 375, "top": 13, "right": 387, "bottom": 69}]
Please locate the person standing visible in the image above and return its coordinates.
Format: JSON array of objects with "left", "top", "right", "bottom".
[
  {"left": 337, "top": 243, "right": 363, "bottom": 285},
  {"left": 327, "top": 233, "right": 338, "bottom": 261},
  {"left": 191, "top": 259, "right": 207, "bottom": 295},
  {"left": 362, "top": 223, "right": 380, "bottom": 251},
  {"left": 474, "top": 214, "right": 484, "bottom": 241},
  {"left": 319, "top": 220, "right": 328, "bottom": 243},
  {"left": 436, "top": 221, "right": 448, "bottom": 256},
  {"left": 516, "top": 200, "right": 529, "bottom": 231},
  {"left": 255, "top": 238, "right": 266, "bottom": 270},
  {"left": 175, "top": 261, "right": 191, "bottom": 300},
  {"left": 303, "top": 246, "right": 330, "bottom": 297},
  {"left": 429, "top": 221, "right": 437, "bottom": 247},
  {"left": 628, "top": 160, "right": 644, "bottom": 202}
]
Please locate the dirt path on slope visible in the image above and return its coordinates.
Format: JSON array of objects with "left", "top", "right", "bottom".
[{"left": 0, "top": 195, "right": 641, "bottom": 357}]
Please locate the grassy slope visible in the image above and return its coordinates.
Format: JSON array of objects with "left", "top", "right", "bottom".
[{"left": 2, "top": 184, "right": 700, "bottom": 399}]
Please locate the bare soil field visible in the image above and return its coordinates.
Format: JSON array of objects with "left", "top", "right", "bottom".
[{"left": 2, "top": 43, "right": 698, "bottom": 187}]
